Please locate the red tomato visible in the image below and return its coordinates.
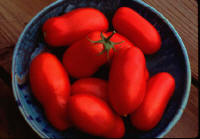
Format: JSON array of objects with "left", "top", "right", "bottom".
[
  {"left": 71, "top": 78, "right": 108, "bottom": 101},
  {"left": 112, "top": 7, "right": 161, "bottom": 54},
  {"left": 130, "top": 72, "right": 175, "bottom": 131},
  {"left": 62, "top": 31, "right": 135, "bottom": 78},
  {"left": 71, "top": 78, "right": 125, "bottom": 137},
  {"left": 108, "top": 47, "right": 146, "bottom": 116},
  {"left": 43, "top": 8, "right": 108, "bottom": 47},
  {"left": 68, "top": 94, "right": 116, "bottom": 137},
  {"left": 45, "top": 100, "right": 71, "bottom": 130},
  {"left": 62, "top": 31, "right": 109, "bottom": 78},
  {"left": 103, "top": 115, "right": 125, "bottom": 138},
  {"left": 145, "top": 67, "right": 149, "bottom": 80},
  {"left": 107, "top": 31, "right": 135, "bottom": 52},
  {"left": 29, "top": 52, "right": 71, "bottom": 130}
]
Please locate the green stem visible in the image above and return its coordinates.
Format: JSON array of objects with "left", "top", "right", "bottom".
[
  {"left": 88, "top": 31, "right": 123, "bottom": 60},
  {"left": 105, "top": 30, "right": 116, "bottom": 41}
]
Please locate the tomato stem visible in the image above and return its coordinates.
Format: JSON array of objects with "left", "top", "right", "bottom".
[
  {"left": 105, "top": 30, "right": 116, "bottom": 41},
  {"left": 88, "top": 31, "right": 123, "bottom": 60}
]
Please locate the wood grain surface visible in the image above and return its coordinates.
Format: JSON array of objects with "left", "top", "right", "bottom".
[{"left": 0, "top": 0, "right": 198, "bottom": 138}]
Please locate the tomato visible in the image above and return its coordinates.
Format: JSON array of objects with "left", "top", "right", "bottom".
[
  {"left": 71, "top": 78, "right": 125, "bottom": 137},
  {"left": 45, "top": 100, "right": 71, "bottom": 130},
  {"left": 107, "top": 31, "right": 135, "bottom": 52},
  {"left": 130, "top": 72, "right": 175, "bottom": 131},
  {"left": 108, "top": 47, "right": 146, "bottom": 116},
  {"left": 145, "top": 67, "right": 149, "bottom": 80},
  {"left": 103, "top": 115, "right": 125, "bottom": 138},
  {"left": 112, "top": 7, "right": 161, "bottom": 54},
  {"left": 71, "top": 78, "right": 108, "bottom": 102},
  {"left": 67, "top": 94, "right": 116, "bottom": 137},
  {"left": 29, "top": 52, "right": 71, "bottom": 130},
  {"left": 43, "top": 8, "right": 109, "bottom": 47},
  {"left": 62, "top": 31, "right": 109, "bottom": 78},
  {"left": 62, "top": 31, "right": 135, "bottom": 78}
]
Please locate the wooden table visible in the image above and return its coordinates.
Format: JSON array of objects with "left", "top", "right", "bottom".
[{"left": 0, "top": 0, "right": 198, "bottom": 138}]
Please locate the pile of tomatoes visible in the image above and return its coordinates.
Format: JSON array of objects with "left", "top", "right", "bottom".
[{"left": 29, "top": 7, "right": 175, "bottom": 138}]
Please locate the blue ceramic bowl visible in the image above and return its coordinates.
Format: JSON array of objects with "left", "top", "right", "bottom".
[{"left": 12, "top": 0, "right": 191, "bottom": 138}]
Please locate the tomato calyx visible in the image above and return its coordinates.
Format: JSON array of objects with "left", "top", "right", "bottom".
[{"left": 89, "top": 31, "right": 124, "bottom": 60}]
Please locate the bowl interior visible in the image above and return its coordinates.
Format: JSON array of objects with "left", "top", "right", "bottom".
[{"left": 12, "top": 0, "right": 191, "bottom": 138}]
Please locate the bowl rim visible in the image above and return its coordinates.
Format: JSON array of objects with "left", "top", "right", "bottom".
[
  {"left": 135, "top": 0, "right": 191, "bottom": 138},
  {"left": 11, "top": 0, "right": 63, "bottom": 138},
  {"left": 11, "top": 0, "right": 191, "bottom": 138}
]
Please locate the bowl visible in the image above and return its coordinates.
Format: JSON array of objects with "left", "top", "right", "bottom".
[{"left": 12, "top": 0, "right": 191, "bottom": 138}]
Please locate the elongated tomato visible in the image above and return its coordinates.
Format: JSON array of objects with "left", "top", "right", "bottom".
[
  {"left": 108, "top": 47, "right": 146, "bottom": 116},
  {"left": 71, "top": 78, "right": 125, "bottom": 137},
  {"left": 29, "top": 52, "right": 71, "bottom": 130},
  {"left": 62, "top": 31, "right": 110, "bottom": 78},
  {"left": 62, "top": 31, "right": 135, "bottom": 78},
  {"left": 43, "top": 8, "right": 109, "bottom": 47},
  {"left": 71, "top": 78, "right": 108, "bottom": 101},
  {"left": 107, "top": 31, "right": 135, "bottom": 51},
  {"left": 145, "top": 67, "right": 149, "bottom": 80},
  {"left": 130, "top": 72, "right": 175, "bottom": 131},
  {"left": 112, "top": 7, "right": 161, "bottom": 54},
  {"left": 68, "top": 94, "right": 116, "bottom": 137},
  {"left": 103, "top": 115, "right": 125, "bottom": 138}
]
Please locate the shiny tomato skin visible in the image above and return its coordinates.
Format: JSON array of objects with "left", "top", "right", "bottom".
[
  {"left": 112, "top": 7, "right": 161, "bottom": 54},
  {"left": 43, "top": 8, "right": 109, "bottom": 47},
  {"left": 145, "top": 67, "right": 149, "bottom": 80},
  {"left": 107, "top": 31, "right": 135, "bottom": 51},
  {"left": 130, "top": 72, "right": 175, "bottom": 131},
  {"left": 103, "top": 115, "right": 125, "bottom": 138},
  {"left": 68, "top": 94, "right": 116, "bottom": 136},
  {"left": 62, "top": 31, "right": 110, "bottom": 78},
  {"left": 45, "top": 100, "right": 71, "bottom": 130},
  {"left": 62, "top": 31, "right": 136, "bottom": 78},
  {"left": 29, "top": 52, "right": 71, "bottom": 130},
  {"left": 108, "top": 47, "right": 146, "bottom": 116},
  {"left": 71, "top": 78, "right": 108, "bottom": 101}
]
